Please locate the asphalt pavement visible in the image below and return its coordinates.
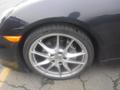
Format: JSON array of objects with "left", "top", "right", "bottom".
[
  {"left": 0, "top": 0, "right": 120, "bottom": 90},
  {"left": 1, "top": 62, "right": 120, "bottom": 90}
]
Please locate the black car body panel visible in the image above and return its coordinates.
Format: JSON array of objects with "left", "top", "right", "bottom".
[{"left": 0, "top": 0, "right": 120, "bottom": 70}]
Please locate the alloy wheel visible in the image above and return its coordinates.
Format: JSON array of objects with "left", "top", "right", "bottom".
[{"left": 28, "top": 33, "right": 88, "bottom": 78}]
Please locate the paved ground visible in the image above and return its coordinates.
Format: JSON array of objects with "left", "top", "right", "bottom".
[
  {"left": 0, "top": 0, "right": 120, "bottom": 90},
  {"left": 1, "top": 62, "right": 120, "bottom": 90}
]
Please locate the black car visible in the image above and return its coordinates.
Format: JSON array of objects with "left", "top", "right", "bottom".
[{"left": 0, "top": 0, "right": 120, "bottom": 79}]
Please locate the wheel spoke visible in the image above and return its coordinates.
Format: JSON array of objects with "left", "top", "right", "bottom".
[
  {"left": 38, "top": 41, "right": 55, "bottom": 54},
  {"left": 31, "top": 51, "right": 49, "bottom": 58},
  {"left": 47, "top": 63, "right": 55, "bottom": 71},
  {"left": 56, "top": 64, "right": 62, "bottom": 76},
  {"left": 55, "top": 35, "right": 60, "bottom": 51},
  {"left": 34, "top": 59, "right": 50, "bottom": 66},
  {"left": 63, "top": 62, "right": 71, "bottom": 72},
  {"left": 64, "top": 39, "right": 74, "bottom": 52},
  {"left": 66, "top": 52, "right": 86, "bottom": 58},
  {"left": 64, "top": 60, "right": 85, "bottom": 65}
]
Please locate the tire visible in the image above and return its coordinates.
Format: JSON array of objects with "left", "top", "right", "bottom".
[{"left": 23, "top": 24, "right": 94, "bottom": 79}]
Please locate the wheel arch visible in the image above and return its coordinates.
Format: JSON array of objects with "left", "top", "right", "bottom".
[{"left": 18, "top": 17, "right": 98, "bottom": 60}]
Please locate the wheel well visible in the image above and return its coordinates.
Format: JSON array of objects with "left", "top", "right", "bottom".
[{"left": 18, "top": 19, "right": 98, "bottom": 63}]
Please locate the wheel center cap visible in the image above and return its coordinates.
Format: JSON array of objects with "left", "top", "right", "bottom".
[
  {"left": 56, "top": 54, "right": 63, "bottom": 60},
  {"left": 51, "top": 53, "right": 63, "bottom": 62}
]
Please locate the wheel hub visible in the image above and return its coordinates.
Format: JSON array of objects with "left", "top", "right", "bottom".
[{"left": 50, "top": 52, "right": 65, "bottom": 64}]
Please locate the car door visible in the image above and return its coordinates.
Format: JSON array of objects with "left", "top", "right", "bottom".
[{"left": 86, "top": 0, "right": 120, "bottom": 61}]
